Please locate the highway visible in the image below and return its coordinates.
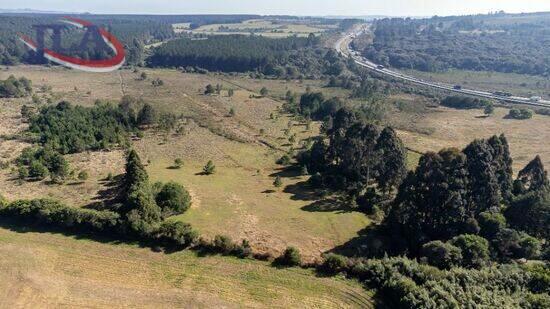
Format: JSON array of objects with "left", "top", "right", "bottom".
[{"left": 335, "top": 25, "right": 550, "bottom": 108}]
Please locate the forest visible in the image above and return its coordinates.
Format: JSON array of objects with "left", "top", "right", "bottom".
[
  {"left": 147, "top": 34, "right": 343, "bottom": 78},
  {"left": 362, "top": 13, "right": 550, "bottom": 76}
]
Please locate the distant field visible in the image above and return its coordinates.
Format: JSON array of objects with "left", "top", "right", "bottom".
[
  {"left": 400, "top": 68, "right": 550, "bottom": 100},
  {"left": 184, "top": 19, "right": 329, "bottom": 38},
  {"left": 387, "top": 94, "right": 550, "bottom": 171},
  {"left": 0, "top": 224, "right": 374, "bottom": 308}
]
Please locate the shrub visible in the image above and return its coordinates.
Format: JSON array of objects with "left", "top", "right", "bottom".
[
  {"left": 234, "top": 239, "right": 253, "bottom": 258},
  {"left": 203, "top": 160, "right": 216, "bottom": 175},
  {"left": 155, "top": 220, "right": 198, "bottom": 248},
  {"left": 508, "top": 108, "right": 533, "bottom": 120},
  {"left": 77, "top": 170, "right": 89, "bottom": 181},
  {"left": 155, "top": 182, "right": 192, "bottom": 217},
  {"left": 440, "top": 96, "right": 489, "bottom": 109},
  {"left": 273, "top": 176, "right": 282, "bottom": 188},
  {"left": 320, "top": 253, "right": 348, "bottom": 274},
  {"left": 0, "top": 199, "right": 120, "bottom": 234},
  {"left": 276, "top": 246, "right": 301, "bottom": 267},
  {"left": 212, "top": 235, "right": 236, "bottom": 255},
  {"left": 174, "top": 158, "right": 183, "bottom": 169}
]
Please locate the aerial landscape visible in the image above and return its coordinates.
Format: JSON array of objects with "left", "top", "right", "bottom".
[{"left": 0, "top": 0, "right": 549, "bottom": 308}]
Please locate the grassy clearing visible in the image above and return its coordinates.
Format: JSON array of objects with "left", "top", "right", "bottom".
[
  {"left": 392, "top": 104, "right": 550, "bottom": 171},
  {"left": 0, "top": 224, "right": 374, "bottom": 308},
  {"left": 401, "top": 68, "right": 550, "bottom": 100},
  {"left": 187, "top": 19, "right": 329, "bottom": 38}
]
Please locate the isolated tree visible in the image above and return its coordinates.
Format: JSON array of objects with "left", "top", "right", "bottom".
[
  {"left": 260, "top": 87, "right": 269, "bottom": 97},
  {"left": 174, "top": 158, "right": 183, "bottom": 169},
  {"left": 228, "top": 88, "right": 234, "bottom": 97},
  {"left": 228, "top": 107, "right": 236, "bottom": 117},
  {"left": 484, "top": 103, "right": 495, "bottom": 115},
  {"left": 137, "top": 103, "right": 157, "bottom": 126},
  {"left": 155, "top": 181, "right": 192, "bottom": 216},
  {"left": 273, "top": 176, "right": 282, "bottom": 188},
  {"left": 375, "top": 127, "right": 407, "bottom": 194},
  {"left": 140, "top": 72, "right": 147, "bottom": 80},
  {"left": 203, "top": 160, "right": 216, "bottom": 175},
  {"left": 204, "top": 84, "right": 215, "bottom": 95}
]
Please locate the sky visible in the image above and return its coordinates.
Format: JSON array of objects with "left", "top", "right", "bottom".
[{"left": 1, "top": 0, "right": 550, "bottom": 17}]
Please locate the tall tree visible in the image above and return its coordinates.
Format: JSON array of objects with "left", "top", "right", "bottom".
[
  {"left": 463, "top": 139, "right": 501, "bottom": 213},
  {"left": 375, "top": 127, "right": 407, "bottom": 194}
]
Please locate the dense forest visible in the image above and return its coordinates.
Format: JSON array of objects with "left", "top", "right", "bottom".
[
  {"left": 147, "top": 34, "right": 345, "bottom": 78},
  {"left": 361, "top": 12, "right": 550, "bottom": 76}
]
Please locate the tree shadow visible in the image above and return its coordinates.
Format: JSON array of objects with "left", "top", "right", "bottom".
[
  {"left": 326, "top": 224, "right": 402, "bottom": 259},
  {"left": 300, "top": 197, "right": 354, "bottom": 214},
  {"left": 269, "top": 166, "right": 301, "bottom": 178},
  {"left": 284, "top": 181, "right": 321, "bottom": 201},
  {"left": 261, "top": 189, "right": 276, "bottom": 194}
]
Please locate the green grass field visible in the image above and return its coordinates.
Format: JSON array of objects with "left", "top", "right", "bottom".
[{"left": 0, "top": 224, "right": 375, "bottom": 308}]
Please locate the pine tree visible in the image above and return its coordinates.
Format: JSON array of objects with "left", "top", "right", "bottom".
[{"left": 203, "top": 160, "right": 216, "bottom": 175}]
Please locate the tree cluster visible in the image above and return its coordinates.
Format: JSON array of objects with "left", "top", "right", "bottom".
[
  {"left": 386, "top": 135, "right": 549, "bottom": 265},
  {"left": 0, "top": 75, "right": 32, "bottom": 98},
  {"left": 16, "top": 146, "right": 69, "bottom": 182}
]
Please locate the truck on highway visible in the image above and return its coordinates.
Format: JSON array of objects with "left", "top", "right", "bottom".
[
  {"left": 530, "top": 96, "right": 542, "bottom": 102},
  {"left": 376, "top": 65, "right": 385, "bottom": 70},
  {"left": 453, "top": 85, "right": 462, "bottom": 90}
]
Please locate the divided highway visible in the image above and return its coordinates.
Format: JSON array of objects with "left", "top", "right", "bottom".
[{"left": 335, "top": 26, "right": 550, "bottom": 108}]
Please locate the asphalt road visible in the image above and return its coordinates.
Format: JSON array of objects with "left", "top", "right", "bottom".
[{"left": 335, "top": 26, "right": 550, "bottom": 108}]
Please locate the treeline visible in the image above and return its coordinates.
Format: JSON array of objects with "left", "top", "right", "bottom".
[
  {"left": 364, "top": 14, "right": 550, "bottom": 76},
  {"left": 440, "top": 95, "right": 489, "bottom": 109},
  {"left": 0, "top": 14, "right": 175, "bottom": 65},
  {"left": 148, "top": 35, "right": 347, "bottom": 78}
]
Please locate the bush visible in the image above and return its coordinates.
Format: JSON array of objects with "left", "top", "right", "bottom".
[
  {"left": 275, "top": 246, "right": 301, "bottom": 267},
  {"left": 155, "top": 182, "right": 192, "bottom": 217},
  {"left": 155, "top": 220, "right": 198, "bottom": 248},
  {"left": 320, "top": 253, "right": 348, "bottom": 274},
  {"left": 212, "top": 235, "right": 236, "bottom": 255},
  {"left": 508, "top": 108, "right": 533, "bottom": 120},
  {"left": 0, "top": 199, "right": 120, "bottom": 234},
  {"left": 77, "top": 170, "right": 89, "bottom": 181},
  {"left": 441, "top": 96, "right": 489, "bottom": 109},
  {"left": 233, "top": 239, "right": 253, "bottom": 258}
]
